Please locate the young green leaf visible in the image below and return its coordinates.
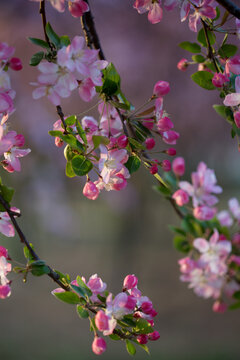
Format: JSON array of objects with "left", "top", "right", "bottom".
[
  {"left": 65, "top": 115, "right": 77, "bottom": 126},
  {"left": 66, "top": 162, "right": 76, "bottom": 177},
  {"left": 218, "top": 44, "right": 238, "bottom": 58},
  {"left": 126, "top": 340, "right": 136, "bottom": 356},
  {"left": 60, "top": 35, "right": 71, "bottom": 47},
  {"left": 53, "top": 291, "right": 80, "bottom": 304},
  {"left": 197, "top": 28, "right": 216, "bottom": 47},
  {"left": 191, "top": 71, "right": 215, "bottom": 90},
  {"left": 28, "top": 37, "right": 50, "bottom": 49},
  {"left": 76, "top": 305, "right": 89, "bottom": 318},
  {"left": 125, "top": 156, "right": 141, "bottom": 174},
  {"left": 173, "top": 236, "right": 190, "bottom": 253},
  {"left": 102, "top": 62, "right": 121, "bottom": 96},
  {"left": 192, "top": 54, "right": 205, "bottom": 63},
  {"left": 179, "top": 41, "right": 201, "bottom": 53},
  {"left": 45, "top": 22, "right": 60, "bottom": 48},
  {"left": 92, "top": 135, "right": 110, "bottom": 148},
  {"left": 29, "top": 52, "right": 44, "bottom": 66},
  {"left": 71, "top": 155, "right": 93, "bottom": 176}
]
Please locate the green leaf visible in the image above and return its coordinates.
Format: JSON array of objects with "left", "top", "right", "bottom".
[
  {"left": 66, "top": 162, "right": 76, "bottom": 177},
  {"left": 76, "top": 276, "right": 92, "bottom": 297},
  {"left": 76, "top": 121, "right": 87, "bottom": 145},
  {"left": 191, "top": 71, "right": 215, "bottom": 90},
  {"left": 126, "top": 340, "right": 136, "bottom": 356},
  {"left": 28, "top": 37, "right": 50, "bottom": 49},
  {"left": 197, "top": 28, "right": 216, "bottom": 47},
  {"left": 173, "top": 236, "right": 190, "bottom": 253},
  {"left": 109, "top": 334, "right": 121, "bottom": 340},
  {"left": 231, "top": 128, "right": 236, "bottom": 138},
  {"left": 64, "top": 145, "right": 74, "bottom": 161},
  {"left": 71, "top": 155, "right": 93, "bottom": 176},
  {"left": 53, "top": 291, "right": 80, "bottom": 304},
  {"left": 233, "top": 291, "right": 240, "bottom": 300},
  {"left": 214, "top": 6, "right": 220, "bottom": 21},
  {"left": 76, "top": 305, "right": 89, "bottom": 318},
  {"left": 45, "top": 22, "right": 60, "bottom": 48},
  {"left": 109, "top": 100, "right": 130, "bottom": 111},
  {"left": 125, "top": 156, "right": 141, "bottom": 174},
  {"left": 29, "top": 51, "right": 44, "bottom": 66},
  {"left": 23, "top": 244, "right": 35, "bottom": 262},
  {"left": 232, "top": 123, "right": 240, "bottom": 136},
  {"left": 192, "top": 54, "right": 205, "bottom": 63},
  {"left": 0, "top": 185, "right": 14, "bottom": 203},
  {"left": 48, "top": 130, "right": 63, "bottom": 137},
  {"left": 218, "top": 44, "right": 238, "bottom": 58},
  {"left": 102, "top": 62, "right": 121, "bottom": 96},
  {"left": 92, "top": 135, "right": 110, "bottom": 148},
  {"left": 134, "top": 318, "right": 153, "bottom": 334},
  {"left": 229, "top": 302, "right": 240, "bottom": 310},
  {"left": 139, "top": 344, "right": 150, "bottom": 355},
  {"left": 65, "top": 115, "right": 76, "bottom": 126},
  {"left": 30, "top": 260, "right": 50, "bottom": 276},
  {"left": 213, "top": 105, "right": 227, "bottom": 119},
  {"left": 60, "top": 35, "right": 71, "bottom": 47},
  {"left": 71, "top": 284, "right": 86, "bottom": 298},
  {"left": 59, "top": 134, "right": 84, "bottom": 151},
  {"left": 179, "top": 41, "right": 201, "bottom": 53},
  {"left": 153, "top": 184, "right": 171, "bottom": 196},
  {"left": 168, "top": 225, "right": 186, "bottom": 236},
  {"left": 128, "top": 138, "right": 145, "bottom": 150},
  {"left": 121, "top": 315, "right": 136, "bottom": 327}
]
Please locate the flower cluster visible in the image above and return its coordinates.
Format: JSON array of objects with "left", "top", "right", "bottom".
[
  {"left": 30, "top": 0, "right": 89, "bottom": 18},
  {"left": 52, "top": 274, "right": 160, "bottom": 355},
  {"left": 0, "top": 246, "right": 11, "bottom": 299},
  {"left": 32, "top": 35, "right": 108, "bottom": 105}
]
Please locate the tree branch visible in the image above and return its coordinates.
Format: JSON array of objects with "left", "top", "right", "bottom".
[{"left": 216, "top": 0, "right": 240, "bottom": 19}]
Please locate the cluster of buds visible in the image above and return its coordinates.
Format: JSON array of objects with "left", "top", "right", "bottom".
[
  {"left": 30, "top": 0, "right": 89, "bottom": 18},
  {"left": 0, "top": 246, "right": 11, "bottom": 299},
  {"left": 52, "top": 274, "right": 160, "bottom": 355}
]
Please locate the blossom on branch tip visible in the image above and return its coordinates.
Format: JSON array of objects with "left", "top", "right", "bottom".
[{"left": 92, "top": 337, "right": 106, "bottom": 355}]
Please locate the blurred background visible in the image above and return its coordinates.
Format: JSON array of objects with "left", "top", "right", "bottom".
[{"left": 0, "top": 1, "right": 240, "bottom": 359}]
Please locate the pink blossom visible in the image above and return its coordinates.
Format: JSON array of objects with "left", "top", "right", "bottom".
[
  {"left": 172, "top": 157, "right": 185, "bottom": 176},
  {"left": 79, "top": 78, "right": 96, "bottom": 102},
  {"left": 99, "top": 146, "right": 128, "bottom": 184},
  {"left": 117, "top": 135, "right": 128, "bottom": 148},
  {"left": 217, "top": 210, "right": 233, "bottom": 227},
  {"left": 212, "top": 301, "right": 227, "bottom": 313},
  {"left": 137, "top": 334, "right": 148, "bottom": 344},
  {"left": 165, "top": 147, "right": 176, "bottom": 156},
  {"left": 148, "top": 1, "right": 163, "bottom": 24},
  {"left": 0, "top": 284, "right": 11, "bottom": 299},
  {"left": 142, "top": 118, "right": 154, "bottom": 130},
  {"left": 232, "top": 233, "right": 240, "bottom": 247},
  {"left": 193, "top": 205, "right": 216, "bottom": 220},
  {"left": 212, "top": 72, "right": 229, "bottom": 88},
  {"left": 153, "top": 81, "right": 170, "bottom": 97},
  {"left": 3, "top": 131, "right": 31, "bottom": 172},
  {"left": 99, "top": 104, "right": 123, "bottom": 138},
  {"left": 157, "top": 117, "right": 173, "bottom": 132},
  {"left": 223, "top": 76, "right": 240, "bottom": 106},
  {"left": 225, "top": 56, "right": 240, "bottom": 75},
  {"left": 177, "top": 58, "right": 188, "bottom": 71},
  {"left": 172, "top": 189, "right": 189, "bottom": 206},
  {"left": 87, "top": 274, "right": 107, "bottom": 295},
  {"left": 150, "top": 164, "right": 158, "bottom": 175},
  {"left": 30, "top": 0, "right": 65, "bottom": 13},
  {"left": 183, "top": 0, "right": 216, "bottom": 32},
  {"left": 148, "top": 330, "right": 160, "bottom": 340},
  {"left": 0, "top": 92, "right": 14, "bottom": 115},
  {"left": 229, "top": 198, "right": 240, "bottom": 221},
  {"left": 68, "top": 0, "right": 89, "bottom": 17},
  {"left": 0, "top": 42, "right": 14, "bottom": 61},
  {"left": 161, "top": 159, "right": 171, "bottom": 172},
  {"left": 9, "top": 57, "right": 23, "bottom": 71},
  {"left": 95, "top": 310, "right": 109, "bottom": 331},
  {"left": 0, "top": 212, "right": 15, "bottom": 237},
  {"left": 145, "top": 137, "right": 155, "bottom": 150},
  {"left": 92, "top": 337, "right": 106, "bottom": 355},
  {"left": 0, "top": 254, "right": 11, "bottom": 286},
  {"left": 106, "top": 292, "right": 136, "bottom": 320},
  {"left": 0, "top": 246, "right": 8, "bottom": 258},
  {"left": 83, "top": 181, "right": 99, "bottom": 200},
  {"left": 123, "top": 274, "right": 138, "bottom": 290},
  {"left": 161, "top": 130, "right": 179, "bottom": 145},
  {"left": 234, "top": 111, "right": 240, "bottom": 128}
]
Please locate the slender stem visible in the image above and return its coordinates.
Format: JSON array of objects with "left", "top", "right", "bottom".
[
  {"left": 56, "top": 105, "right": 68, "bottom": 133},
  {"left": 201, "top": 20, "right": 219, "bottom": 73},
  {"left": 0, "top": 194, "right": 70, "bottom": 291},
  {"left": 216, "top": 0, "right": 240, "bottom": 19},
  {"left": 39, "top": 0, "right": 53, "bottom": 50}
]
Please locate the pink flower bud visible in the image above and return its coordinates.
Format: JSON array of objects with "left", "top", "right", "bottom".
[
  {"left": 141, "top": 301, "right": 153, "bottom": 314},
  {"left": 165, "top": 147, "right": 176, "bottom": 156},
  {"left": 150, "top": 164, "right": 158, "bottom": 175},
  {"left": 0, "top": 246, "right": 8, "bottom": 258},
  {"left": 83, "top": 181, "right": 99, "bottom": 201},
  {"left": 234, "top": 111, "right": 240, "bottom": 128},
  {"left": 193, "top": 206, "right": 216, "bottom": 221},
  {"left": 55, "top": 137, "right": 64, "bottom": 148},
  {"left": 95, "top": 310, "right": 109, "bottom": 332},
  {"left": 148, "top": 331, "right": 160, "bottom": 341},
  {"left": 149, "top": 308, "right": 158, "bottom": 317},
  {"left": 177, "top": 58, "right": 188, "bottom": 71},
  {"left": 161, "top": 159, "right": 171, "bottom": 172},
  {"left": 123, "top": 274, "right": 138, "bottom": 290},
  {"left": 212, "top": 301, "right": 227, "bottom": 314},
  {"left": 112, "top": 174, "right": 127, "bottom": 191},
  {"left": 142, "top": 118, "right": 154, "bottom": 130},
  {"left": 92, "top": 337, "right": 107, "bottom": 355},
  {"left": 68, "top": 0, "right": 89, "bottom": 18},
  {"left": 0, "top": 284, "right": 11, "bottom": 299},
  {"left": 117, "top": 135, "right": 128, "bottom": 148},
  {"left": 137, "top": 334, "right": 148, "bottom": 344},
  {"left": 161, "top": 130, "right": 179, "bottom": 145},
  {"left": 157, "top": 117, "right": 174, "bottom": 132},
  {"left": 145, "top": 138, "right": 155, "bottom": 150},
  {"left": 9, "top": 57, "right": 22, "bottom": 71},
  {"left": 153, "top": 81, "right": 170, "bottom": 97},
  {"left": 212, "top": 72, "right": 229, "bottom": 88},
  {"left": 172, "top": 189, "right": 189, "bottom": 206},
  {"left": 172, "top": 157, "right": 185, "bottom": 176}
]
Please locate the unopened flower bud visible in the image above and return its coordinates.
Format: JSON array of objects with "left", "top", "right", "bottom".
[
  {"left": 92, "top": 337, "right": 107, "bottom": 355},
  {"left": 148, "top": 331, "right": 160, "bottom": 341},
  {"left": 95, "top": 310, "right": 109, "bottom": 331},
  {"left": 117, "top": 135, "right": 128, "bottom": 148},
  {"left": 153, "top": 81, "right": 170, "bottom": 97},
  {"left": 55, "top": 137, "right": 64, "bottom": 148},
  {"left": 141, "top": 301, "right": 153, "bottom": 314},
  {"left": 68, "top": 0, "right": 89, "bottom": 18},
  {"left": 123, "top": 274, "right": 138, "bottom": 290},
  {"left": 143, "top": 118, "right": 154, "bottom": 130},
  {"left": 165, "top": 147, "right": 176, "bottom": 156},
  {"left": 157, "top": 116, "right": 174, "bottom": 132},
  {"left": 177, "top": 58, "right": 188, "bottom": 71},
  {"left": 150, "top": 164, "right": 158, "bottom": 175},
  {"left": 172, "top": 189, "right": 189, "bottom": 206},
  {"left": 212, "top": 301, "right": 227, "bottom": 314},
  {"left": 172, "top": 157, "right": 185, "bottom": 176},
  {"left": 161, "top": 159, "right": 171, "bottom": 172},
  {"left": 83, "top": 181, "right": 99, "bottom": 200},
  {"left": 212, "top": 72, "right": 229, "bottom": 88},
  {"left": 9, "top": 57, "right": 22, "bottom": 71},
  {"left": 145, "top": 138, "right": 155, "bottom": 150},
  {"left": 234, "top": 111, "right": 240, "bottom": 128},
  {"left": 137, "top": 334, "right": 148, "bottom": 345},
  {"left": 0, "top": 284, "right": 11, "bottom": 299}
]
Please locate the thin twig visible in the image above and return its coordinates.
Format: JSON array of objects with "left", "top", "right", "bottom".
[{"left": 201, "top": 20, "right": 219, "bottom": 73}]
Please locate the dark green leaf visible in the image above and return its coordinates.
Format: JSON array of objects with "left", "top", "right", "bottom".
[
  {"left": 214, "top": 6, "right": 220, "bottom": 21},
  {"left": 232, "top": 123, "right": 240, "bottom": 136},
  {"left": 102, "top": 63, "right": 121, "bottom": 96},
  {"left": 53, "top": 291, "right": 80, "bottom": 304},
  {"left": 134, "top": 318, "right": 153, "bottom": 334},
  {"left": 23, "top": 244, "right": 35, "bottom": 261},
  {"left": 128, "top": 138, "right": 145, "bottom": 150},
  {"left": 229, "top": 302, "right": 240, "bottom": 310},
  {"left": 197, "top": 28, "right": 216, "bottom": 47},
  {"left": 153, "top": 184, "right": 171, "bottom": 196},
  {"left": 28, "top": 37, "right": 50, "bottom": 49},
  {"left": 76, "top": 305, "right": 89, "bottom": 318},
  {"left": 92, "top": 135, "right": 110, "bottom": 148},
  {"left": 76, "top": 276, "right": 92, "bottom": 297},
  {"left": 213, "top": 105, "right": 227, "bottom": 119},
  {"left": 59, "top": 134, "right": 84, "bottom": 151},
  {"left": 71, "top": 155, "right": 93, "bottom": 176},
  {"left": 218, "top": 44, "right": 238, "bottom": 58},
  {"left": 71, "top": 284, "right": 86, "bottom": 298},
  {"left": 121, "top": 316, "right": 136, "bottom": 327},
  {"left": 168, "top": 225, "right": 186, "bottom": 236},
  {"left": 139, "top": 344, "right": 150, "bottom": 355},
  {"left": 192, "top": 54, "right": 205, "bottom": 63},
  {"left": 233, "top": 291, "right": 240, "bottom": 300},
  {"left": 125, "top": 156, "right": 141, "bottom": 174},
  {"left": 109, "top": 334, "right": 121, "bottom": 340},
  {"left": 29, "top": 51, "right": 44, "bottom": 66},
  {"left": 126, "top": 340, "right": 136, "bottom": 356},
  {"left": 45, "top": 22, "right": 60, "bottom": 48},
  {"left": 231, "top": 128, "right": 236, "bottom": 138},
  {"left": 191, "top": 71, "right": 215, "bottom": 90},
  {"left": 65, "top": 115, "right": 76, "bottom": 126},
  {"left": 0, "top": 185, "right": 14, "bottom": 203},
  {"left": 173, "top": 236, "right": 190, "bottom": 253},
  {"left": 60, "top": 35, "right": 71, "bottom": 47},
  {"left": 76, "top": 121, "right": 87, "bottom": 145},
  {"left": 179, "top": 41, "right": 201, "bottom": 53},
  {"left": 30, "top": 260, "right": 50, "bottom": 276}
]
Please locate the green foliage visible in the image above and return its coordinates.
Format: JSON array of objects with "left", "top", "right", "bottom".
[
  {"left": 218, "top": 44, "right": 238, "bottom": 58},
  {"left": 29, "top": 51, "right": 44, "bottom": 66},
  {"left": 126, "top": 340, "right": 136, "bottom": 356},
  {"left": 30, "top": 260, "right": 50, "bottom": 276},
  {"left": 192, "top": 55, "right": 205, "bottom": 63},
  {"left": 28, "top": 37, "right": 50, "bottom": 49},
  {"left": 65, "top": 115, "right": 76, "bottom": 126},
  {"left": 179, "top": 41, "right": 201, "bottom": 53},
  {"left": 109, "top": 334, "right": 121, "bottom": 340},
  {"left": 197, "top": 28, "right": 216, "bottom": 47},
  {"left": 101, "top": 62, "right": 121, "bottom": 96},
  {"left": 45, "top": 22, "right": 60, "bottom": 48},
  {"left": 128, "top": 138, "right": 145, "bottom": 150},
  {"left": 125, "top": 156, "right": 141, "bottom": 174},
  {"left": 153, "top": 184, "right": 171, "bottom": 196},
  {"left": 66, "top": 162, "right": 76, "bottom": 177},
  {"left": 53, "top": 291, "right": 80, "bottom": 304},
  {"left": 173, "top": 236, "right": 190, "bottom": 253},
  {"left": 60, "top": 35, "right": 71, "bottom": 47},
  {"left": 76, "top": 121, "right": 87, "bottom": 145},
  {"left": 23, "top": 244, "right": 35, "bottom": 262},
  {"left": 134, "top": 318, "right": 153, "bottom": 334},
  {"left": 92, "top": 135, "right": 110, "bottom": 148},
  {"left": 76, "top": 276, "right": 92, "bottom": 297},
  {"left": 191, "top": 71, "right": 215, "bottom": 90},
  {"left": 71, "top": 155, "right": 93, "bottom": 176},
  {"left": 76, "top": 305, "right": 89, "bottom": 318}
]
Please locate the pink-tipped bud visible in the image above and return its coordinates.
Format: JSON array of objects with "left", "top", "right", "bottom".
[
  {"left": 117, "top": 135, "right": 128, "bottom": 148},
  {"left": 172, "top": 157, "right": 185, "bottom": 176},
  {"left": 55, "top": 137, "right": 64, "bottom": 148},
  {"left": 153, "top": 81, "right": 170, "bottom": 97},
  {"left": 212, "top": 301, "right": 227, "bottom": 314},
  {"left": 0, "top": 284, "right": 11, "bottom": 299},
  {"left": 92, "top": 337, "right": 107, "bottom": 355},
  {"left": 161, "top": 130, "right": 179, "bottom": 145},
  {"left": 143, "top": 118, "right": 154, "bottom": 130},
  {"left": 123, "top": 274, "right": 138, "bottom": 290},
  {"left": 141, "top": 301, "right": 153, "bottom": 314},
  {"left": 149, "top": 308, "right": 158, "bottom": 317},
  {"left": 83, "top": 181, "right": 99, "bottom": 201},
  {"left": 145, "top": 138, "right": 155, "bottom": 150},
  {"left": 165, "top": 147, "right": 176, "bottom": 156},
  {"left": 148, "top": 331, "right": 160, "bottom": 341},
  {"left": 137, "top": 334, "right": 148, "bottom": 345},
  {"left": 150, "top": 164, "right": 158, "bottom": 175},
  {"left": 172, "top": 189, "right": 189, "bottom": 206},
  {"left": 68, "top": 0, "right": 89, "bottom": 18},
  {"left": 177, "top": 58, "right": 188, "bottom": 71},
  {"left": 95, "top": 310, "right": 109, "bottom": 332},
  {"left": 234, "top": 111, "right": 240, "bottom": 128},
  {"left": 0, "top": 246, "right": 8, "bottom": 258},
  {"left": 161, "top": 159, "right": 171, "bottom": 172},
  {"left": 212, "top": 72, "right": 229, "bottom": 88},
  {"left": 157, "top": 117, "right": 174, "bottom": 132},
  {"left": 9, "top": 57, "right": 22, "bottom": 71}
]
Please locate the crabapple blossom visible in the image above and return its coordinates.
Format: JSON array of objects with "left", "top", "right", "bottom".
[
  {"left": 92, "top": 337, "right": 106, "bottom": 355},
  {"left": 161, "top": 159, "right": 171, "bottom": 172},
  {"left": 83, "top": 181, "right": 99, "bottom": 200},
  {"left": 180, "top": 0, "right": 217, "bottom": 32},
  {"left": 145, "top": 137, "right": 155, "bottom": 150},
  {"left": 123, "top": 274, "right": 138, "bottom": 290},
  {"left": 153, "top": 80, "right": 170, "bottom": 97},
  {"left": 172, "top": 156, "right": 185, "bottom": 176},
  {"left": 0, "top": 284, "right": 11, "bottom": 299},
  {"left": 177, "top": 58, "right": 188, "bottom": 71},
  {"left": 193, "top": 205, "right": 216, "bottom": 221},
  {"left": 234, "top": 111, "right": 240, "bottom": 128},
  {"left": 212, "top": 72, "right": 229, "bottom": 88},
  {"left": 172, "top": 189, "right": 189, "bottom": 206}
]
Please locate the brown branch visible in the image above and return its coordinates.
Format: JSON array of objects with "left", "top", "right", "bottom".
[
  {"left": 216, "top": 0, "right": 240, "bottom": 19},
  {"left": 0, "top": 194, "right": 70, "bottom": 291},
  {"left": 201, "top": 20, "right": 219, "bottom": 73},
  {"left": 56, "top": 105, "right": 68, "bottom": 133},
  {"left": 39, "top": 0, "right": 53, "bottom": 50}
]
